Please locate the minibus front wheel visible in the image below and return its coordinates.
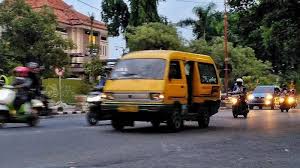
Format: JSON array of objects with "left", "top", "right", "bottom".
[{"left": 167, "top": 108, "right": 183, "bottom": 132}]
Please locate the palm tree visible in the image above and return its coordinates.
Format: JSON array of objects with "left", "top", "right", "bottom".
[{"left": 177, "top": 2, "right": 221, "bottom": 40}]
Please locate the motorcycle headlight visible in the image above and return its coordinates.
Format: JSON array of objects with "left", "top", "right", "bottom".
[
  {"left": 231, "top": 97, "right": 238, "bottom": 105},
  {"left": 280, "top": 97, "right": 285, "bottom": 103},
  {"left": 101, "top": 93, "right": 114, "bottom": 100},
  {"left": 266, "top": 94, "right": 273, "bottom": 100},
  {"left": 150, "top": 93, "right": 164, "bottom": 101},
  {"left": 247, "top": 94, "right": 254, "bottom": 100},
  {"left": 288, "top": 97, "right": 295, "bottom": 104},
  {"left": 87, "top": 95, "right": 102, "bottom": 102}
]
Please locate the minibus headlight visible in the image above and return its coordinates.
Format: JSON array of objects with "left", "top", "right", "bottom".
[
  {"left": 101, "top": 93, "right": 114, "bottom": 100},
  {"left": 150, "top": 93, "right": 164, "bottom": 101}
]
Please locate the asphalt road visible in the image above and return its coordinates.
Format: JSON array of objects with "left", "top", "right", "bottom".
[{"left": 0, "top": 108, "right": 299, "bottom": 168}]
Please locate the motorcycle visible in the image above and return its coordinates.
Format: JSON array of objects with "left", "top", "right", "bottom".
[
  {"left": 0, "top": 86, "right": 43, "bottom": 127},
  {"left": 86, "top": 87, "right": 111, "bottom": 126},
  {"left": 231, "top": 93, "right": 249, "bottom": 118},
  {"left": 279, "top": 95, "right": 296, "bottom": 112}
]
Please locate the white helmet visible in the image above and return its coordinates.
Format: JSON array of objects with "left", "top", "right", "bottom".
[{"left": 236, "top": 78, "right": 243, "bottom": 83}]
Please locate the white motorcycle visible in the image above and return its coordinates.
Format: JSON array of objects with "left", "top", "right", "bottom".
[{"left": 0, "top": 86, "right": 44, "bottom": 127}]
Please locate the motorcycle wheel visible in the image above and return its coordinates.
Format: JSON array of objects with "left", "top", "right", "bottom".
[
  {"left": 243, "top": 113, "right": 248, "bottom": 118},
  {"left": 27, "top": 116, "right": 39, "bottom": 127},
  {"left": 286, "top": 109, "right": 289, "bottom": 112},
  {"left": 86, "top": 112, "right": 98, "bottom": 126}
]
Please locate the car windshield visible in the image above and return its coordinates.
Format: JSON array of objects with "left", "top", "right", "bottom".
[
  {"left": 110, "top": 59, "right": 166, "bottom": 80},
  {"left": 253, "top": 86, "right": 274, "bottom": 93}
]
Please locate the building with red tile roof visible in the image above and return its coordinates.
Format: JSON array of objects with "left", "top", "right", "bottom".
[{"left": 25, "top": 0, "right": 109, "bottom": 76}]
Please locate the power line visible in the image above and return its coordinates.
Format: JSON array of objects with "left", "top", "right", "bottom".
[
  {"left": 175, "top": 0, "right": 224, "bottom": 4},
  {"left": 76, "top": 0, "right": 101, "bottom": 11}
]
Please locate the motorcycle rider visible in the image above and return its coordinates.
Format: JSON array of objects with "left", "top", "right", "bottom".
[
  {"left": 232, "top": 78, "right": 247, "bottom": 94},
  {"left": 11, "top": 66, "right": 32, "bottom": 114},
  {"left": 26, "top": 62, "right": 42, "bottom": 98},
  {"left": 232, "top": 78, "right": 248, "bottom": 109}
]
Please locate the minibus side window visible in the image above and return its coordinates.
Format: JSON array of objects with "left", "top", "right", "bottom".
[
  {"left": 198, "top": 63, "right": 218, "bottom": 84},
  {"left": 169, "top": 61, "right": 182, "bottom": 79}
]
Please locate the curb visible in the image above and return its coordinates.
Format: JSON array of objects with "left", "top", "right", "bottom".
[{"left": 52, "top": 110, "right": 87, "bottom": 115}]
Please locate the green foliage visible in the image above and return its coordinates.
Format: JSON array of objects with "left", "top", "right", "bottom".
[
  {"left": 228, "top": 0, "right": 300, "bottom": 79},
  {"left": 0, "top": 0, "right": 73, "bottom": 74},
  {"left": 84, "top": 58, "right": 105, "bottom": 79},
  {"left": 101, "top": 0, "right": 165, "bottom": 37},
  {"left": 187, "top": 37, "right": 278, "bottom": 89},
  {"left": 101, "top": 0, "right": 130, "bottom": 36},
  {"left": 177, "top": 2, "right": 223, "bottom": 40},
  {"left": 126, "top": 22, "right": 183, "bottom": 51},
  {"left": 43, "top": 78, "right": 91, "bottom": 104}
]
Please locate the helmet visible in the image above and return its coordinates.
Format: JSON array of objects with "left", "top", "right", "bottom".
[
  {"left": 236, "top": 78, "right": 243, "bottom": 83},
  {"left": 14, "top": 66, "right": 30, "bottom": 77},
  {"left": 26, "top": 62, "right": 39, "bottom": 69},
  {"left": 26, "top": 62, "right": 40, "bottom": 73},
  {"left": 236, "top": 78, "right": 243, "bottom": 86}
]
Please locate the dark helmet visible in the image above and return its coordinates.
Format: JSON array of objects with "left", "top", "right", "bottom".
[{"left": 26, "top": 62, "right": 40, "bottom": 73}]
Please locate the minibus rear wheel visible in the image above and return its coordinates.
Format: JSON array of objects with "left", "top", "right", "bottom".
[{"left": 112, "top": 119, "right": 124, "bottom": 131}]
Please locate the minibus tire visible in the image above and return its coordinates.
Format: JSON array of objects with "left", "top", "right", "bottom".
[
  {"left": 198, "top": 112, "right": 210, "bottom": 128},
  {"left": 167, "top": 108, "right": 182, "bottom": 132},
  {"left": 151, "top": 121, "right": 160, "bottom": 129},
  {"left": 112, "top": 119, "right": 124, "bottom": 131}
]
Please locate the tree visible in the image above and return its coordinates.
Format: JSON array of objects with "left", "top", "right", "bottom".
[
  {"left": 84, "top": 58, "right": 105, "bottom": 82},
  {"left": 101, "top": 0, "right": 130, "bottom": 36},
  {"left": 126, "top": 22, "right": 183, "bottom": 51},
  {"left": 188, "top": 37, "right": 278, "bottom": 90},
  {"left": 177, "top": 2, "right": 223, "bottom": 41},
  {"left": 0, "top": 0, "right": 73, "bottom": 74},
  {"left": 101, "top": 0, "right": 165, "bottom": 37},
  {"left": 228, "top": 0, "right": 300, "bottom": 81}
]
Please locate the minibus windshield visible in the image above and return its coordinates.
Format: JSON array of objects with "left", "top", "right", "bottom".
[{"left": 110, "top": 59, "right": 166, "bottom": 80}]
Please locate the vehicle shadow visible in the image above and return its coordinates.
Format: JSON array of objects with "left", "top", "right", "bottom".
[{"left": 105, "top": 124, "right": 240, "bottom": 135}]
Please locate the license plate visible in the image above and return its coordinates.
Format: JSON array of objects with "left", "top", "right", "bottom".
[{"left": 118, "top": 105, "right": 139, "bottom": 112}]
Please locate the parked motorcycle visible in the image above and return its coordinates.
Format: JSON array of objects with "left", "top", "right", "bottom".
[
  {"left": 0, "top": 85, "right": 43, "bottom": 127},
  {"left": 231, "top": 94, "right": 249, "bottom": 118},
  {"left": 279, "top": 95, "right": 296, "bottom": 112},
  {"left": 86, "top": 87, "right": 111, "bottom": 126}
]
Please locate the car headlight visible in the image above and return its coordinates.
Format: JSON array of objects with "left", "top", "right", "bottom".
[
  {"left": 231, "top": 97, "right": 238, "bottom": 105},
  {"left": 101, "top": 93, "right": 114, "bottom": 100},
  {"left": 288, "top": 97, "right": 295, "bottom": 104},
  {"left": 247, "top": 94, "right": 254, "bottom": 100},
  {"left": 265, "top": 100, "right": 271, "bottom": 105},
  {"left": 150, "top": 93, "right": 165, "bottom": 101},
  {"left": 266, "top": 94, "right": 273, "bottom": 100},
  {"left": 87, "top": 95, "right": 102, "bottom": 102}
]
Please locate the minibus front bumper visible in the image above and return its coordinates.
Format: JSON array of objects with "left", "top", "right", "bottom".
[{"left": 101, "top": 102, "right": 174, "bottom": 121}]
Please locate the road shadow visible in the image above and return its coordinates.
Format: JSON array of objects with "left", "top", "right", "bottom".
[{"left": 103, "top": 123, "right": 241, "bottom": 135}]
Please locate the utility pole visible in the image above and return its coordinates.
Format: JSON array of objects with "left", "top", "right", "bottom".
[
  {"left": 89, "top": 14, "right": 95, "bottom": 57},
  {"left": 224, "top": 0, "right": 229, "bottom": 96}
]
